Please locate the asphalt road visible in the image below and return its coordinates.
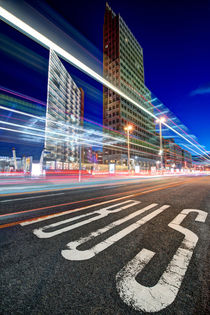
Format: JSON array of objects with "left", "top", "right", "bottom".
[{"left": 0, "top": 175, "right": 209, "bottom": 314}]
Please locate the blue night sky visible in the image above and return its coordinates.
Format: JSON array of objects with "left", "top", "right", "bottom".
[{"left": 0, "top": 0, "right": 210, "bottom": 158}]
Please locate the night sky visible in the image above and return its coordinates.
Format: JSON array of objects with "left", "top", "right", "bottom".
[{"left": 0, "top": 0, "right": 210, "bottom": 158}]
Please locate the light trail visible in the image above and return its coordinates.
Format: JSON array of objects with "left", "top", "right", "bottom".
[
  {"left": 0, "top": 97, "right": 204, "bottom": 161},
  {"left": 1, "top": 85, "right": 156, "bottom": 146},
  {"left": 0, "top": 105, "right": 124, "bottom": 144},
  {"left": 0, "top": 86, "right": 204, "bottom": 158},
  {"left": 122, "top": 77, "right": 209, "bottom": 153},
  {"left": 0, "top": 121, "right": 119, "bottom": 148},
  {"left": 0, "top": 94, "right": 45, "bottom": 116},
  {"left": 1, "top": 98, "right": 184, "bottom": 160},
  {"left": 181, "top": 144, "right": 209, "bottom": 162},
  {"left": 0, "top": 103, "right": 205, "bottom": 161},
  {"left": 0, "top": 126, "right": 105, "bottom": 149},
  {"left": 0, "top": 125, "right": 160, "bottom": 158},
  {"left": 0, "top": 7, "right": 209, "bottom": 162},
  {"left": 0, "top": 105, "right": 204, "bottom": 159},
  {"left": 0, "top": 178, "right": 198, "bottom": 229},
  {"left": 2, "top": 83, "right": 204, "bottom": 156},
  {"left": 0, "top": 119, "right": 195, "bottom": 163},
  {"left": 0, "top": 85, "right": 46, "bottom": 106},
  {"left": 0, "top": 105, "right": 162, "bottom": 154},
  {"left": 0, "top": 105, "right": 205, "bottom": 162},
  {"left": 0, "top": 113, "right": 27, "bottom": 123}
]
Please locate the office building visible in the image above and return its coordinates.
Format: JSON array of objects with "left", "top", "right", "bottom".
[
  {"left": 163, "top": 138, "right": 192, "bottom": 169},
  {"left": 182, "top": 149, "right": 192, "bottom": 168},
  {"left": 44, "top": 50, "right": 84, "bottom": 169},
  {"left": 103, "top": 3, "right": 159, "bottom": 169},
  {"left": 92, "top": 149, "right": 103, "bottom": 164},
  {"left": 83, "top": 147, "right": 93, "bottom": 164}
]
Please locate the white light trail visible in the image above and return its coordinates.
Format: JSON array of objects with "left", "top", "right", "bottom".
[
  {"left": 0, "top": 126, "right": 159, "bottom": 157},
  {"left": 181, "top": 144, "right": 208, "bottom": 161},
  {"left": 0, "top": 105, "right": 124, "bottom": 144},
  {"left": 0, "top": 105, "right": 161, "bottom": 152},
  {"left": 0, "top": 6, "right": 209, "bottom": 161},
  {"left": 0, "top": 120, "right": 117, "bottom": 147},
  {"left": 0, "top": 125, "right": 109, "bottom": 149}
]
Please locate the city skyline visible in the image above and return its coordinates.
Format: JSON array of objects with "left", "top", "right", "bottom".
[{"left": 1, "top": 2, "right": 208, "bottom": 160}]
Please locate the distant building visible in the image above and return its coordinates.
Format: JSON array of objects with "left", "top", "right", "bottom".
[
  {"left": 0, "top": 156, "right": 20, "bottom": 171},
  {"left": 0, "top": 155, "right": 32, "bottom": 172},
  {"left": 82, "top": 147, "right": 103, "bottom": 165},
  {"left": 192, "top": 153, "right": 210, "bottom": 170},
  {"left": 83, "top": 147, "right": 93, "bottom": 164},
  {"left": 103, "top": 3, "right": 159, "bottom": 169},
  {"left": 92, "top": 150, "right": 103, "bottom": 164},
  {"left": 182, "top": 149, "right": 192, "bottom": 168},
  {"left": 192, "top": 152, "right": 210, "bottom": 163},
  {"left": 44, "top": 50, "right": 84, "bottom": 169},
  {"left": 163, "top": 138, "right": 192, "bottom": 169}
]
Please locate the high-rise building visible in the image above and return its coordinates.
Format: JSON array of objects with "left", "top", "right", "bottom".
[
  {"left": 44, "top": 50, "right": 84, "bottom": 169},
  {"left": 103, "top": 3, "right": 159, "bottom": 169}
]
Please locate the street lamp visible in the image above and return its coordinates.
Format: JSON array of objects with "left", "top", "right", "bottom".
[
  {"left": 156, "top": 117, "right": 166, "bottom": 171},
  {"left": 124, "top": 124, "right": 133, "bottom": 172},
  {"left": 156, "top": 160, "right": 161, "bottom": 171}
]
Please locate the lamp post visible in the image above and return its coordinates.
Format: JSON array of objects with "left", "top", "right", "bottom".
[
  {"left": 156, "top": 117, "right": 166, "bottom": 171},
  {"left": 124, "top": 125, "right": 132, "bottom": 172},
  {"left": 78, "top": 144, "right": 82, "bottom": 182}
]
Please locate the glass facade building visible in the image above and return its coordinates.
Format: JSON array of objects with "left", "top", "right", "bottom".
[
  {"left": 103, "top": 3, "right": 159, "bottom": 169},
  {"left": 44, "top": 50, "right": 84, "bottom": 169}
]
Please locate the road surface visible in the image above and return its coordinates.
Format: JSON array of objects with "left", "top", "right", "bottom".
[{"left": 0, "top": 175, "right": 209, "bottom": 314}]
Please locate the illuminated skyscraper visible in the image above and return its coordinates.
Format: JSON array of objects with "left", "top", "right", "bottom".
[
  {"left": 44, "top": 50, "right": 84, "bottom": 169},
  {"left": 103, "top": 3, "right": 159, "bottom": 168}
]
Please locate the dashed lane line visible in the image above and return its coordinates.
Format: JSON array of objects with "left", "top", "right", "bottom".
[
  {"left": 20, "top": 181, "right": 185, "bottom": 227},
  {"left": 0, "top": 179, "right": 197, "bottom": 229},
  {"left": 0, "top": 193, "right": 65, "bottom": 202},
  {"left": 0, "top": 177, "right": 198, "bottom": 197}
]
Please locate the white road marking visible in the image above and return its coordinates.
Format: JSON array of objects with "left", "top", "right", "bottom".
[
  {"left": 20, "top": 194, "right": 135, "bottom": 226},
  {"left": 116, "top": 208, "right": 208, "bottom": 313},
  {"left": 0, "top": 193, "right": 65, "bottom": 202},
  {"left": 33, "top": 200, "right": 140, "bottom": 238},
  {"left": 0, "top": 185, "right": 47, "bottom": 191},
  {"left": 62, "top": 204, "right": 170, "bottom": 261},
  {"left": 90, "top": 185, "right": 123, "bottom": 189}
]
